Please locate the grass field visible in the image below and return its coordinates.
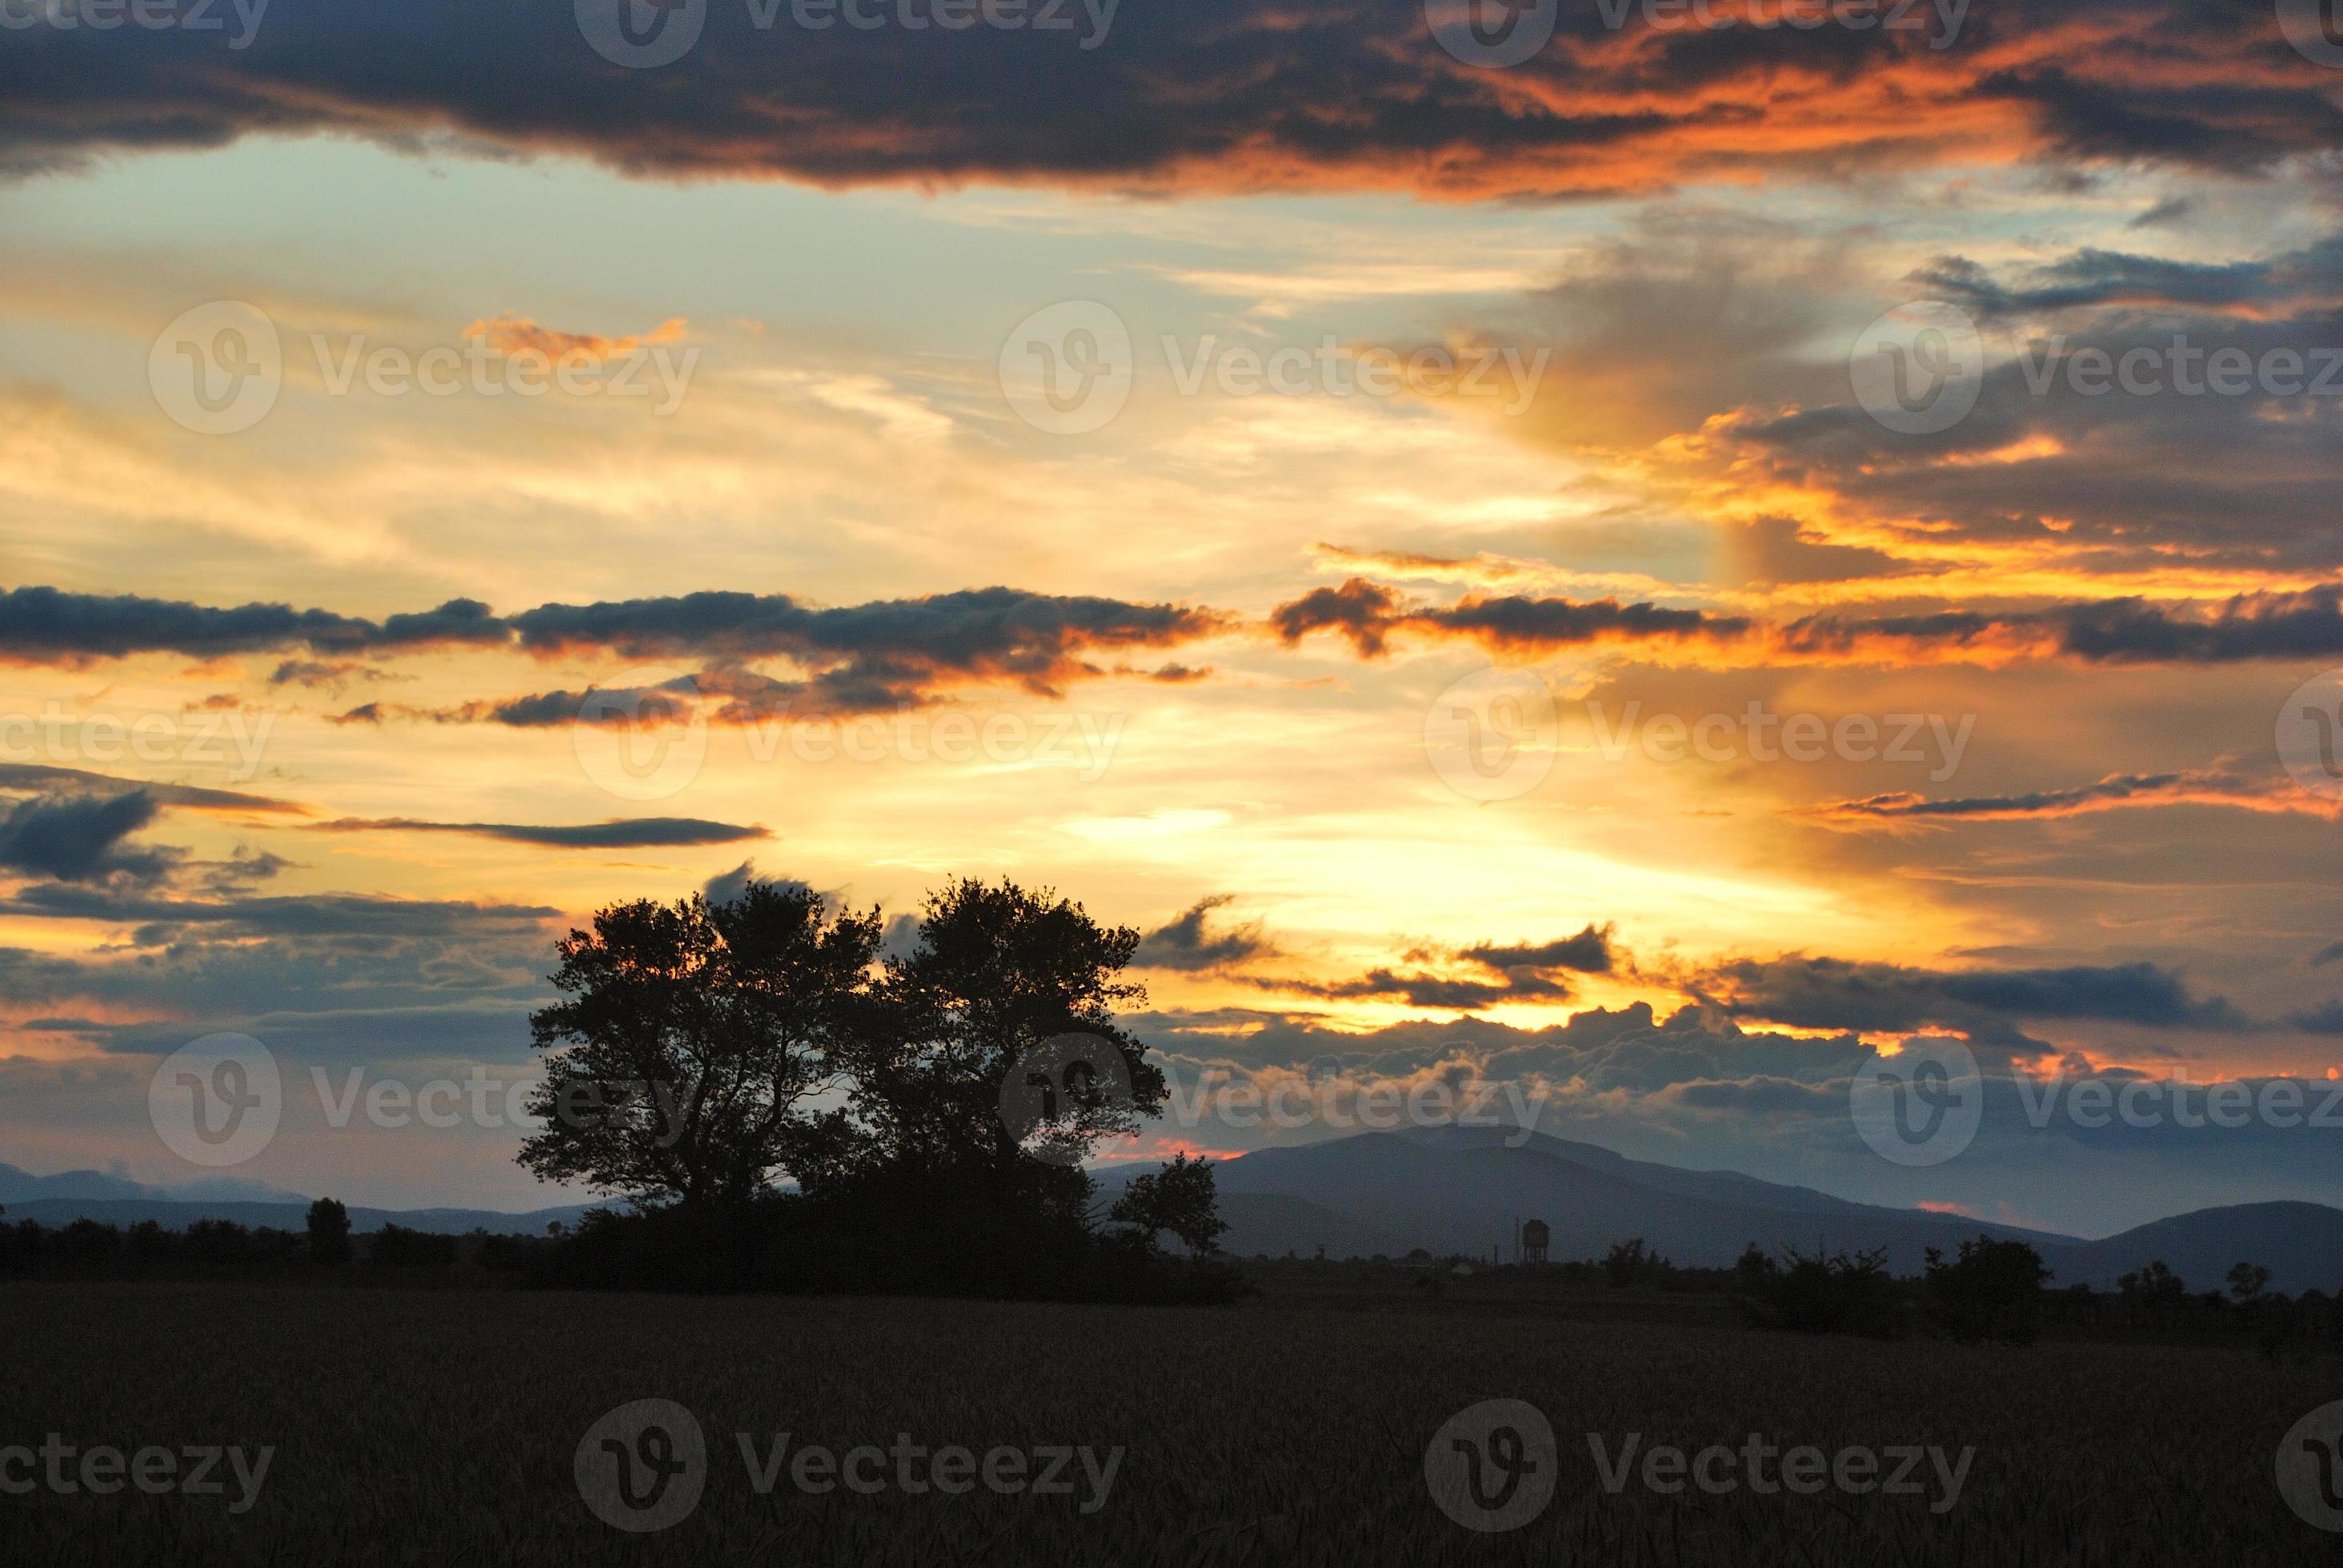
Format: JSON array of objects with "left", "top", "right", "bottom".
[{"left": 3, "top": 1277, "right": 2339, "bottom": 1565}]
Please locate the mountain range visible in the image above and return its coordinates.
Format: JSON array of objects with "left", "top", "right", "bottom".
[
  {"left": 1099, "top": 1126, "right": 2343, "bottom": 1294},
  {"left": 0, "top": 1164, "right": 597, "bottom": 1238},
  {"left": 13, "top": 1132, "right": 2343, "bottom": 1293}
]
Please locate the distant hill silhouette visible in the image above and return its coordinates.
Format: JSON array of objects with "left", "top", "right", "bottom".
[
  {"left": 1101, "top": 1130, "right": 2343, "bottom": 1290},
  {"left": 0, "top": 1193, "right": 600, "bottom": 1237},
  {"left": 0, "top": 1162, "right": 307, "bottom": 1207},
  {"left": 2057, "top": 1202, "right": 2343, "bottom": 1296}
]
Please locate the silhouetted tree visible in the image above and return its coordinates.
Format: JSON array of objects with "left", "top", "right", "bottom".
[
  {"left": 1603, "top": 1238, "right": 1648, "bottom": 1289},
  {"left": 2117, "top": 1259, "right": 2188, "bottom": 1318},
  {"left": 2226, "top": 1261, "right": 2272, "bottom": 1303},
  {"left": 370, "top": 1223, "right": 456, "bottom": 1268},
  {"left": 1747, "top": 1245, "right": 1899, "bottom": 1336},
  {"left": 837, "top": 878, "right": 1165, "bottom": 1213},
  {"left": 306, "top": 1198, "right": 352, "bottom": 1266},
  {"left": 1924, "top": 1235, "right": 2050, "bottom": 1345},
  {"left": 1109, "top": 1154, "right": 1228, "bottom": 1254},
  {"left": 519, "top": 882, "right": 882, "bottom": 1212}
]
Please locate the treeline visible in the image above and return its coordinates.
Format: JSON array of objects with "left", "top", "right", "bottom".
[
  {"left": 0, "top": 1202, "right": 524, "bottom": 1279},
  {"left": 1369, "top": 1234, "right": 2343, "bottom": 1347}
]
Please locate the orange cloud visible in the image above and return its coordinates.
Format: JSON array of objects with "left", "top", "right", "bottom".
[{"left": 462, "top": 314, "right": 689, "bottom": 362}]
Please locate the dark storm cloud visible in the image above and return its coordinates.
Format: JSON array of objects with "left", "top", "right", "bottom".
[
  {"left": 1244, "top": 966, "right": 1576, "bottom": 1010},
  {"left": 0, "top": 586, "right": 503, "bottom": 664},
  {"left": 1271, "top": 578, "right": 2343, "bottom": 667},
  {"left": 1133, "top": 896, "right": 1280, "bottom": 973},
  {"left": 1914, "top": 235, "right": 2343, "bottom": 318},
  {"left": 1460, "top": 924, "right": 1616, "bottom": 974},
  {"left": 0, "top": 884, "right": 562, "bottom": 1062},
  {"left": 1707, "top": 230, "right": 2343, "bottom": 579},
  {"left": 0, "top": 762, "right": 302, "bottom": 815},
  {"left": 1272, "top": 578, "right": 1748, "bottom": 658},
  {"left": 2, "top": 0, "right": 2334, "bottom": 197},
  {"left": 1234, "top": 926, "right": 1618, "bottom": 1010},
  {"left": 314, "top": 816, "right": 769, "bottom": 848},
  {"left": 0, "top": 586, "right": 1213, "bottom": 704},
  {"left": 507, "top": 587, "right": 1220, "bottom": 695},
  {"left": 0, "top": 883, "right": 559, "bottom": 941},
  {"left": 0, "top": 791, "right": 174, "bottom": 883},
  {"left": 1696, "top": 954, "right": 2257, "bottom": 1037},
  {"left": 1812, "top": 769, "right": 2296, "bottom": 823}
]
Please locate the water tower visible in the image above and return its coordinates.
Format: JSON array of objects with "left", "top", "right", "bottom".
[{"left": 1520, "top": 1218, "right": 1549, "bottom": 1266}]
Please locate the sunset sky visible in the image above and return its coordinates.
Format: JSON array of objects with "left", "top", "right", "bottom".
[{"left": 3, "top": 0, "right": 2342, "bottom": 1234}]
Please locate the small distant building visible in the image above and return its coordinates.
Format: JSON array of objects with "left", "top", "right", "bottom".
[{"left": 1520, "top": 1218, "right": 1550, "bottom": 1266}]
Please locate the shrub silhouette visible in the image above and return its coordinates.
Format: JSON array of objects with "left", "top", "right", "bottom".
[
  {"left": 1924, "top": 1235, "right": 2050, "bottom": 1345},
  {"left": 370, "top": 1223, "right": 457, "bottom": 1269},
  {"left": 306, "top": 1198, "right": 353, "bottom": 1266},
  {"left": 1744, "top": 1244, "right": 1900, "bottom": 1336}
]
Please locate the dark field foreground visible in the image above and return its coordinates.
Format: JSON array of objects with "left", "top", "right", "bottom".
[{"left": 2, "top": 1278, "right": 2338, "bottom": 1566}]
